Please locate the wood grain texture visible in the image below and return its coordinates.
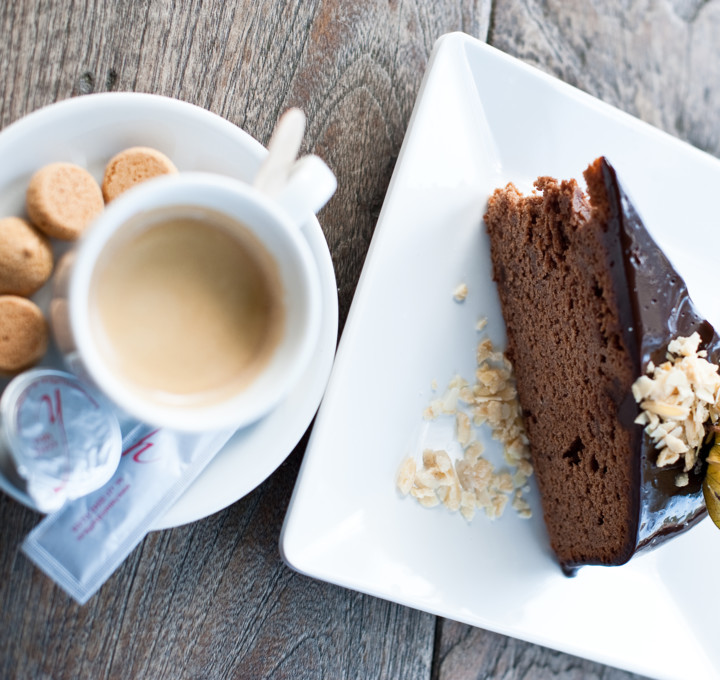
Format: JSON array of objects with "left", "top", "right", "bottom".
[
  {"left": 433, "top": 620, "right": 649, "bottom": 680},
  {"left": 2, "top": 447, "right": 437, "bottom": 680},
  {"left": 488, "top": 0, "right": 720, "bottom": 156}
]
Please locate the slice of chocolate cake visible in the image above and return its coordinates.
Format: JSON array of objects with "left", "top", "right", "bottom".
[{"left": 484, "top": 157, "right": 719, "bottom": 572}]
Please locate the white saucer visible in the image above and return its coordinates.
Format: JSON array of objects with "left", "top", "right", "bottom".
[{"left": 0, "top": 93, "right": 338, "bottom": 530}]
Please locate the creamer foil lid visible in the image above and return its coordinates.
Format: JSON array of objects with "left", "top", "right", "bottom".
[{"left": 0, "top": 369, "right": 121, "bottom": 512}]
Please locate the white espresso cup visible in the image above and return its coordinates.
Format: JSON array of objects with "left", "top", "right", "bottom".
[{"left": 52, "top": 158, "right": 335, "bottom": 432}]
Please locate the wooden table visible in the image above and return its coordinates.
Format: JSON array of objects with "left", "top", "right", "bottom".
[{"left": 2, "top": 1, "right": 717, "bottom": 677}]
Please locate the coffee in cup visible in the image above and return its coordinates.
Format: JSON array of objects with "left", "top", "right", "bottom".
[{"left": 91, "top": 206, "right": 285, "bottom": 407}]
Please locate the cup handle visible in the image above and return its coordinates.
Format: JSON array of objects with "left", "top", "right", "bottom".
[
  {"left": 253, "top": 108, "right": 337, "bottom": 228},
  {"left": 271, "top": 154, "right": 337, "bottom": 228}
]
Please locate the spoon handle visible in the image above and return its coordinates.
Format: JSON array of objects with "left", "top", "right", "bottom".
[{"left": 254, "top": 108, "right": 306, "bottom": 196}]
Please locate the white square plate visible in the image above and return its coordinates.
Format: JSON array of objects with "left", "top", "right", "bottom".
[{"left": 281, "top": 33, "right": 720, "bottom": 680}]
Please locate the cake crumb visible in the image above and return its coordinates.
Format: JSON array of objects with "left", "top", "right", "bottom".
[
  {"left": 453, "top": 283, "right": 468, "bottom": 302},
  {"left": 476, "top": 316, "right": 488, "bottom": 331}
]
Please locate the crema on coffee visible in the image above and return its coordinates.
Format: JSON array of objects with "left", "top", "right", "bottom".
[{"left": 91, "top": 208, "right": 284, "bottom": 406}]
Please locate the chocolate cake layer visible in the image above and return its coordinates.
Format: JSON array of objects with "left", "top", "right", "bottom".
[{"left": 484, "top": 157, "right": 717, "bottom": 571}]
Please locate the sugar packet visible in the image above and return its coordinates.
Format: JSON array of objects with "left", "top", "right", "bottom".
[{"left": 22, "top": 422, "right": 234, "bottom": 604}]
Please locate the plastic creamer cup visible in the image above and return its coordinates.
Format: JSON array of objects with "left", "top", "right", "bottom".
[{"left": 0, "top": 369, "right": 121, "bottom": 513}]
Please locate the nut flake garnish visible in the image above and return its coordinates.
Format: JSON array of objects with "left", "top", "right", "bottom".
[
  {"left": 675, "top": 472, "right": 689, "bottom": 487},
  {"left": 397, "top": 325, "right": 533, "bottom": 521},
  {"left": 632, "top": 332, "right": 720, "bottom": 472},
  {"left": 396, "top": 457, "right": 416, "bottom": 496},
  {"left": 453, "top": 283, "right": 468, "bottom": 302}
]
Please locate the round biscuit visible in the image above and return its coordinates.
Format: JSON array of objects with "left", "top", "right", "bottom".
[
  {"left": 0, "top": 296, "right": 49, "bottom": 373},
  {"left": 26, "top": 162, "right": 104, "bottom": 240},
  {"left": 102, "top": 147, "right": 178, "bottom": 202},
  {"left": 0, "top": 216, "right": 54, "bottom": 296}
]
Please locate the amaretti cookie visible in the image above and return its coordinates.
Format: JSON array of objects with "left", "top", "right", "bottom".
[
  {"left": 102, "top": 146, "right": 177, "bottom": 202},
  {"left": 26, "top": 163, "right": 104, "bottom": 240},
  {"left": 0, "top": 216, "right": 54, "bottom": 296},
  {"left": 0, "top": 296, "right": 49, "bottom": 373}
]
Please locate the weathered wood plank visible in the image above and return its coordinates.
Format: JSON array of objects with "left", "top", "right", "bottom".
[
  {"left": 434, "top": 619, "right": 650, "bottom": 680},
  {"left": 489, "top": 0, "right": 720, "bottom": 156},
  {"left": 2, "top": 448, "right": 439, "bottom": 679}
]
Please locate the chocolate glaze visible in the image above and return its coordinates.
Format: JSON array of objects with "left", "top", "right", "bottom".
[{"left": 599, "top": 157, "right": 716, "bottom": 560}]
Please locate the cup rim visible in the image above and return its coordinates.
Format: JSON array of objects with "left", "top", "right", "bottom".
[{"left": 68, "top": 172, "right": 322, "bottom": 432}]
